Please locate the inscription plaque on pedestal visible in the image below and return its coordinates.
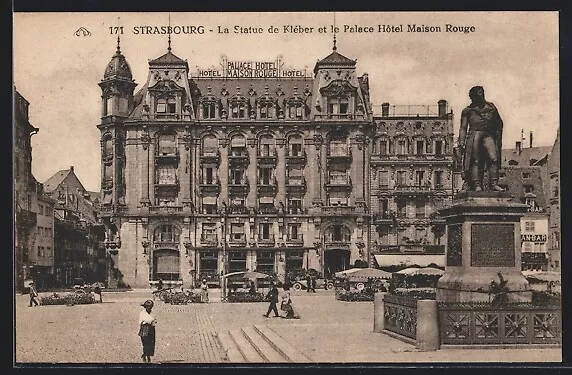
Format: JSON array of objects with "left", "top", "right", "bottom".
[
  {"left": 471, "top": 224, "right": 515, "bottom": 267},
  {"left": 447, "top": 224, "right": 462, "bottom": 266}
]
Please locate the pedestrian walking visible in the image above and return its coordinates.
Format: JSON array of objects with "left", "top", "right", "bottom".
[
  {"left": 305, "top": 274, "right": 311, "bottom": 293},
  {"left": 248, "top": 280, "right": 257, "bottom": 295},
  {"left": 28, "top": 282, "right": 39, "bottom": 307},
  {"left": 200, "top": 279, "right": 209, "bottom": 303},
  {"left": 280, "top": 284, "right": 300, "bottom": 319},
  {"left": 263, "top": 281, "right": 279, "bottom": 318},
  {"left": 138, "top": 299, "right": 157, "bottom": 363},
  {"left": 309, "top": 275, "right": 316, "bottom": 293},
  {"left": 93, "top": 285, "right": 103, "bottom": 303}
]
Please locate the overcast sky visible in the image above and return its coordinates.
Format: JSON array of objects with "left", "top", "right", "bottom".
[{"left": 13, "top": 11, "right": 559, "bottom": 192}]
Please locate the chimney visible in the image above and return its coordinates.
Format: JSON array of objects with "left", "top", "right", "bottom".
[
  {"left": 529, "top": 131, "right": 533, "bottom": 148},
  {"left": 438, "top": 99, "right": 447, "bottom": 117},
  {"left": 70, "top": 166, "right": 74, "bottom": 172},
  {"left": 381, "top": 102, "right": 390, "bottom": 117},
  {"left": 516, "top": 141, "right": 522, "bottom": 155}
]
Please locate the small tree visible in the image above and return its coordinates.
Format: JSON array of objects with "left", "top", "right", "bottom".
[{"left": 489, "top": 272, "right": 509, "bottom": 307}]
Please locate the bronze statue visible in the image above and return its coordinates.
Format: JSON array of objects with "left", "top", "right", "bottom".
[{"left": 458, "top": 86, "right": 504, "bottom": 192}]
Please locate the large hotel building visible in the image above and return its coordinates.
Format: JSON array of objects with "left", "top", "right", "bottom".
[{"left": 97, "top": 39, "right": 454, "bottom": 288}]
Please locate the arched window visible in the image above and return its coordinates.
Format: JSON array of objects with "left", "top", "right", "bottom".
[
  {"left": 326, "top": 224, "right": 351, "bottom": 242},
  {"left": 259, "top": 135, "right": 275, "bottom": 157},
  {"left": 153, "top": 249, "right": 179, "bottom": 281},
  {"left": 328, "top": 134, "right": 348, "bottom": 156},
  {"left": 230, "top": 134, "right": 247, "bottom": 156},
  {"left": 202, "top": 135, "right": 218, "bottom": 156},
  {"left": 158, "top": 133, "right": 176, "bottom": 156},
  {"left": 153, "top": 224, "right": 181, "bottom": 243},
  {"left": 288, "top": 135, "right": 303, "bottom": 157}
]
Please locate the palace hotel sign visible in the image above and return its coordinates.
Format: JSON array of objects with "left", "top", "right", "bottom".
[{"left": 196, "top": 56, "right": 309, "bottom": 79}]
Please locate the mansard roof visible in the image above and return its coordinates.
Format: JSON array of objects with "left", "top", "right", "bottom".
[
  {"left": 149, "top": 50, "right": 189, "bottom": 68},
  {"left": 313, "top": 48, "right": 356, "bottom": 74}
]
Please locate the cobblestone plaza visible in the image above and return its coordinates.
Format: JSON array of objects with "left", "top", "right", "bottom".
[{"left": 15, "top": 289, "right": 561, "bottom": 364}]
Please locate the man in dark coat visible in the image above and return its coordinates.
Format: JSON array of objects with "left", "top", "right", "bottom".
[
  {"left": 263, "top": 281, "right": 279, "bottom": 318},
  {"left": 459, "top": 86, "right": 505, "bottom": 192}
]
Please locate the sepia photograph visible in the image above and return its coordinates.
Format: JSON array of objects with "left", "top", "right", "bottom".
[{"left": 13, "top": 10, "right": 562, "bottom": 365}]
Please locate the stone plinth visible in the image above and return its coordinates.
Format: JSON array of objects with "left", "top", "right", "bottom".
[{"left": 436, "top": 192, "right": 532, "bottom": 303}]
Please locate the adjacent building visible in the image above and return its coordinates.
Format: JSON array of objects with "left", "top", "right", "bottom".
[
  {"left": 14, "top": 88, "right": 55, "bottom": 291},
  {"left": 369, "top": 102, "right": 455, "bottom": 269},
  {"left": 97, "top": 41, "right": 372, "bottom": 288},
  {"left": 43, "top": 166, "right": 106, "bottom": 286},
  {"left": 542, "top": 127, "right": 560, "bottom": 271}
]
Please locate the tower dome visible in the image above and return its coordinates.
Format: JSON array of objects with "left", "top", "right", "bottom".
[{"left": 103, "top": 38, "right": 133, "bottom": 81}]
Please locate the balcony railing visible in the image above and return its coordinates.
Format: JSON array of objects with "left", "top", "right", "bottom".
[
  {"left": 154, "top": 178, "right": 180, "bottom": 189},
  {"left": 257, "top": 176, "right": 278, "bottom": 194},
  {"left": 326, "top": 149, "right": 352, "bottom": 163},
  {"left": 285, "top": 150, "right": 307, "bottom": 165},
  {"left": 200, "top": 150, "right": 221, "bottom": 165},
  {"left": 324, "top": 241, "right": 351, "bottom": 251},
  {"left": 394, "top": 184, "right": 432, "bottom": 195},
  {"left": 200, "top": 234, "right": 218, "bottom": 246},
  {"left": 321, "top": 205, "right": 355, "bottom": 216},
  {"left": 228, "top": 236, "right": 247, "bottom": 246},
  {"left": 155, "top": 149, "right": 180, "bottom": 163},
  {"left": 199, "top": 179, "right": 221, "bottom": 193},
  {"left": 325, "top": 176, "right": 352, "bottom": 190},
  {"left": 257, "top": 149, "right": 278, "bottom": 164},
  {"left": 258, "top": 205, "right": 279, "bottom": 215},
  {"left": 153, "top": 241, "right": 179, "bottom": 250},
  {"left": 227, "top": 204, "right": 249, "bottom": 215},
  {"left": 286, "top": 234, "right": 304, "bottom": 246},
  {"left": 149, "top": 205, "right": 184, "bottom": 213},
  {"left": 373, "top": 212, "right": 394, "bottom": 223},
  {"left": 257, "top": 234, "right": 275, "bottom": 246},
  {"left": 229, "top": 150, "right": 250, "bottom": 164}
]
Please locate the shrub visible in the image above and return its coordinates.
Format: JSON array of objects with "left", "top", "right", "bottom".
[
  {"left": 336, "top": 289, "right": 375, "bottom": 302},
  {"left": 227, "top": 291, "right": 265, "bottom": 303},
  {"left": 162, "top": 291, "right": 201, "bottom": 304},
  {"left": 39, "top": 292, "right": 96, "bottom": 306},
  {"left": 532, "top": 290, "right": 561, "bottom": 307},
  {"left": 392, "top": 289, "right": 436, "bottom": 300}
]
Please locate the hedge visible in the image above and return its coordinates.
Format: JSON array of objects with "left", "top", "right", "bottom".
[
  {"left": 39, "top": 292, "right": 96, "bottom": 306},
  {"left": 227, "top": 291, "right": 265, "bottom": 303}
]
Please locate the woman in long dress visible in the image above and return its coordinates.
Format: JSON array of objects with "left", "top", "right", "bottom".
[
  {"left": 138, "top": 299, "right": 157, "bottom": 363},
  {"left": 280, "top": 284, "right": 300, "bottom": 319},
  {"left": 200, "top": 279, "right": 209, "bottom": 303}
]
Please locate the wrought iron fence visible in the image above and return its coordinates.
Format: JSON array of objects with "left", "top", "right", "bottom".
[
  {"left": 383, "top": 294, "right": 418, "bottom": 340},
  {"left": 438, "top": 303, "right": 561, "bottom": 345}
]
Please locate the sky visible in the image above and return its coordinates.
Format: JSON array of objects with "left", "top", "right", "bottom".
[{"left": 13, "top": 11, "right": 559, "bottom": 192}]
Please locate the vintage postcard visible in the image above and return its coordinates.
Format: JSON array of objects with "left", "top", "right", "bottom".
[{"left": 13, "top": 11, "right": 562, "bottom": 365}]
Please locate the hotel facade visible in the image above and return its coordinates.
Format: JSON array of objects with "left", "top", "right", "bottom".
[{"left": 97, "top": 41, "right": 375, "bottom": 288}]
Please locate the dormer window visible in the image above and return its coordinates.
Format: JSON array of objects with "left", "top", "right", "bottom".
[
  {"left": 288, "top": 101, "right": 305, "bottom": 119},
  {"left": 230, "top": 102, "right": 247, "bottom": 119},
  {"left": 258, "top": 101, "right": 275, "bottom": 119},
  {"left": 202, "top": 102, "right": 217, "bottom": 119},
  {"left": 327, "top": 98, "right": 349, "bottom": 116}
]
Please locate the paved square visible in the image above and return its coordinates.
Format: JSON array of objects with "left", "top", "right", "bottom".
[{"left": 14, "top": 289, "right": 562, "bottom": 364}]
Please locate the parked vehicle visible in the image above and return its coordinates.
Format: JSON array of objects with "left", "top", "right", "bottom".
[
  {"left": 73, "top": 278, "right": 86, "bottom": 289},
  {"left": 292, "top": 278, "right": 334, "bottom": 291}
]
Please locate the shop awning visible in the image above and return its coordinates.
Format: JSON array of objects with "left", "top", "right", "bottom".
[{"left": 373, "top": 254, "right": 444, "bottom": 268}]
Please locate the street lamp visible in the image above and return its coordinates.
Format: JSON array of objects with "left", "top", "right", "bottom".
[{"left": 221, "top": 202, "right": 228, "bottom": 301}]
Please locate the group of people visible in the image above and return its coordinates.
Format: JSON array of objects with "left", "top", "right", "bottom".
[
  {"left": 138, "top": 278, "right": 300, "bottom": 362},
  {"left": 263, "top": 281, "right": 300, "bottom": 319}
]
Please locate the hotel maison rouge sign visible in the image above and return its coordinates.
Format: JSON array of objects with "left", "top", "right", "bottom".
[{"left": 196, "top": 56, "right": 309, "bottom": 79}]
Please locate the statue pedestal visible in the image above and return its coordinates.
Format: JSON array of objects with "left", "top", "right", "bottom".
[{"left": 436, "top": 192, "right": 532, "bottom": 303}]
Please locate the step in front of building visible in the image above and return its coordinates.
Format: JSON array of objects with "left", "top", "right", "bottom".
[{"left": 217, "top": 324, "right": 312, "bottom": 363}]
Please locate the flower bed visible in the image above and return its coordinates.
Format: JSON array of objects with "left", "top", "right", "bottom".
[
  {"left": 336, "top": 289, "right": 375, "bottom": 302},
  {"left": 162, "top": 291, "right": 202, "bottom": 304},
  {"left": 392, "top": 289, "right": 436, "bottom": 300},
  {"left": 39, "top": 292, "right": 96, "bottom": 306},
  {"left": 227, "top": 291, "right": 265, "bottom": 303}
]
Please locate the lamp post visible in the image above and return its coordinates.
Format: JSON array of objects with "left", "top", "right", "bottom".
[{"left": 221, "top": 202, "right": 228, "bottom": 301}]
